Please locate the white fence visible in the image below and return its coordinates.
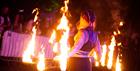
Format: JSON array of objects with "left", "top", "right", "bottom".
[{"left": 0, "top": 31, "right": 54, "bottom": 59}]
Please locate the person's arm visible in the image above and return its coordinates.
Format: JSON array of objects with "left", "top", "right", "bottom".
[
  {"left": 68, "top": 30, "right": 86, "bottom": 57},
  {"left": 94, "top": 35, "right": 102, "bottom": 59}
]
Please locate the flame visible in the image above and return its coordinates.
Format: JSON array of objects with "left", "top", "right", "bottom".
[
  {"left": 100, "top": 44, "right": 107, "bottom": 67},
  {"left": 37, "top": 45, "right": 46, "bottom": 71},
  {"left": 107, "top": 36, "right": 116, "bottom": 69},
  {"left": 53, "top": 43, "right": 59, "bottom": 53},
  {"left": 32, "top": 8, "right": 39, "bottom": 22},
  {"left": 119, "top": 21, "right": 123, "bottom": 26},
  {"left": 56, "top": 14, "right": 70, "bottom": 71},
  {"left": 117, "top": 30, "right": 121, "bottom": 34},
  {"left": 22, "top": 8, "right": 39, "bottom": 63},
  {"left": 117, "top": 43, "right": 122, "bottom": 46},
  {"left": 116, "top": 55, "right": 121, "bottom": 71},
  {"left": 50, "top": 0, "right": 70, "bottom": 71},
  {"left": 49, "top": 30, "right": 56, "bottom": 44},
  {"left": 113, "top": 31, "right": 117, "bottom": 36},
  {"left": 93, "top": 52, "right": 99, "bottom": 67},
  {"left": 61, "top": 0, "right": 69, "bottom": 13},
  {"left": 22, "top": 26, "right": 37, "bottom": 63}
]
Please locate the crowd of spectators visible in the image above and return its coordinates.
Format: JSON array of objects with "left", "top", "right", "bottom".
[
  {"left": 0, "top": 2, "right": 77, "bottom": 50},
  {"left": 0, "top": 5, "right": 61, "bottom": 37}
]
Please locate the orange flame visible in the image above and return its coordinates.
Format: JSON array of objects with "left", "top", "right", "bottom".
[
  {"left": 119, "top": 21, "right": 123, "bottom": 26},
  {"left": 56, "top": 14, "right": 70, "bottom": 71},
  {"left": 49, "top": 0, "right": 70, "bottom": 70},
  {"left": 116, "top": 55, "right": 121, "bottom": 71},
  {"left": 100, "top": 44, "right": 107, "bottom": 67},
  {"left": 49, "top": 30, "right": 56, "bottom": 44},
  {"left": 93, "top": 52, "right": 99, "bottom": 67},
  {"left": 61, "top": 0, "right": 69, "bottom": 13},
  {"left": 37, "top": 45, "right": 46, "bottom": 71},
  {"left": 113, "top": 31, "right": 117, "bottom": 36},
  {"left": 22, "top": 26, "right": 37, "bottom": 63},
  {"left": 32, "top": 8, "right": 39, "bottom": 23},
  {"left": 107, "top": 36, "right": 116, "bottom": 69},
  {"left": 117, "top": 30, "right": 121, "bottom": 35},
  {"left": 52, "top": 0, "right": 70, "bottom": 71}
]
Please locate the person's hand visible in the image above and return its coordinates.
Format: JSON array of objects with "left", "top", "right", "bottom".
[{"left": 89, "top": 56, "right": 94, "bottom": 63}]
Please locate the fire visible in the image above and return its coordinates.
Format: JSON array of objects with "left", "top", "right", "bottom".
[
  {"left": 100, "top": 44, "right": 107, "bottom": 67},
  {"left": 107, "top": 36, "right": 116, "bottom": 69},
  {"left": 22, "top": 26, "right": 37, "bottom": 63},
  {"left": 49, "top": 30, "right": 60, "bottom": 53},
  {"left": 119, "top": 21, "right": 123, "bottom": 26},
  {"left": 113, "top": 31, "right": 117, "bottom": 36},
  {"left": 32, "top": 8, "right": 39, "bottom": 23},
  {"left": 93, "top": 52, "right": 99, "bottom": 67},
  {"left": 37, "top": 45, "right": 46, "bottom": 71},
  {"left": 117, "top": 30, "right": 121, "bottom": 35},
  {"left": 49, "top": 0, "right": 70, "bottom": 71},
  {"left": 22, "top": 8, "right": 39, "bottom": 63},
  {"left": 61, "top": 0, "right": 69, "bottom": 12},
  {"left": 49, "top": 30, "right": 56, "bottom": 44},
  {"left": 48, "top": 0, "right": 70, "bottom": 70},
  {"left": 50, "top": 15, "right": 69, "bottom": 70},
  {"left": 117, "top": 43, "right": 122, "bottom": 46},
  {"left": 116, "top": 55, "right": 121, "bottom": 71},
  {"left": 56, "top": 13, "right": 70, "bottom": 71}
]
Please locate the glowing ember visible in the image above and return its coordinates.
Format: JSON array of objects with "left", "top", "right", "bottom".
[
  {"left": 119, "top": 21, "right": 123, "bottom": 26},
  {"left": 37, "top": 45, "right": 46, "bottom": 71},
  {"left": 22, "top": 26, "right": 37, "bottom": 63},
  {"left": 117, "top": 43, "right": 122, "bottom": 46},
  {"left": 116, "top": 55, "right": 121, "bottom": 71},
  {"left": 117, "top": 30, "right": 121, "bottom": 35},
  {"left": 113, "top": 31, "right": 117, "bottom": 36},
  {"left": 100, "top": 44, "right": 107, "bottom": 67},
  {"left": 107, "top": 36, "right": 116, "bottom": 69}
]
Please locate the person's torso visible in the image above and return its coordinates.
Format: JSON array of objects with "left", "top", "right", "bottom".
[{"left": 74, "top": 27, "right": 98, "bottom": 58}]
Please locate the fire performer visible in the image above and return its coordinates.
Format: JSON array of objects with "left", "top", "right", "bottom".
[{"left": 67, "top": 9, "right": 101, "bottom": 71}]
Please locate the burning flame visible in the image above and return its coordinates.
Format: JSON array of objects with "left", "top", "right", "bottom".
[
  {"left": 32, "top": 8, "right": 39, "bottom": 23},
  {"left": 37, "top": 45, "right": 46, "bottom": 71},
  {"left": 93, "top": 52, "right": 99, "bottom": 67},
  {"left": 100, "top": 44, "right": 107, "bottom": 67},
  {"left": 56, "top": 13, "right": 70, "bottom": 71},
  {"left": 49, "top": 30, "right": 56, "bottom": 44},
  {"left": 117, "top": 30, "right": 121, "bottom": 35},
  {"left": 107, "top": 36, "right": 116, "bottom": 69},
  {"left": 22, "top": 26, "right": 37, "bottom": 63},
  {"left": 116, "top": 55, "right": 121, "bottom": 71},
  {"left": 49, "top": 0, "right": 70, "bottom": 70},
  {"left": 51, "top": 0, "right": 70, "bottom": 71},
  {"left": 61, "top": 0, "right": 69, "bottom": 13},
  {"left": 119, "top": 21, "right": 123, "bottom": 26},
  {"left": 113, "top": 31, "right": 117, "bottom": 36},
  {"left": 49, "top": 30, "right": 59, "bottom": 53}
]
